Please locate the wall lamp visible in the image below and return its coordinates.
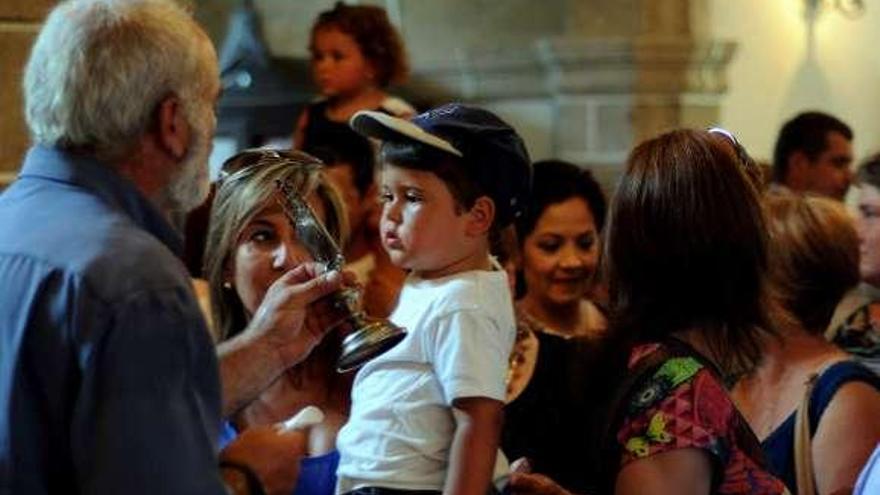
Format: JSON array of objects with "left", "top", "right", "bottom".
[{"left": 805, "top": 0, "right": 866, "bottom": 20}]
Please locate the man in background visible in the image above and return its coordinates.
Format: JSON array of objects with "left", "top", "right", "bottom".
[{"left": 771, "top": 110, "right": 854, "bottom": 200}]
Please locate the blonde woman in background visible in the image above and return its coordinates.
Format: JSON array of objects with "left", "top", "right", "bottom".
[{"left": 732, "top": 193, "right": 880, "bottom": 495}]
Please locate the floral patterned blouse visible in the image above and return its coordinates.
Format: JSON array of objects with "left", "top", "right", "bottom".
[{"left": 616, "top": 343, "right": 787, "bottom": 494}]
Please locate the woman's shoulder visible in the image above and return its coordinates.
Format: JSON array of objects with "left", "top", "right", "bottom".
[
  {"left": 618, "top": 344, "right": 785, "bottom": 493},
  {"left": 582, "top": 299, "right": 608, "bottom": 334},
  {"left": 620, "top": 345, "right": 733, "bottom": 452},
  {"left": 816, "top": 360, "right": 880, "bottom": 389},
  {"left": 627, "top": 350, "right": 731, "bottom": 418},
  {"left": 810, "top": 360, "right": 880, "bottom": 427}
]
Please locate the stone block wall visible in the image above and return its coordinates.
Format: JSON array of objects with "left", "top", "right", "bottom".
[
  {"left": 0, "top": 0, "right": 735, "bottom": 196},
  {"left": 197, "top": 0, "right": 735, "bottom": 194},
  {"left": 0, "top": 1, "right": 52, "bottom": 187}
]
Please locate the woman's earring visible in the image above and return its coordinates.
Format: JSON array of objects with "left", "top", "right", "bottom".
[{"left": 223, "top": 281, "right": 233, "bottom": 290}]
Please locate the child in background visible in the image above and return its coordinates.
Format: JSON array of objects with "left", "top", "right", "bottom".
[
  {"left": 335, "top": 104, "right": 533, "bottom": 495},
  {"left": 294, "top": 2, "right": 414, "bottom": 151}
]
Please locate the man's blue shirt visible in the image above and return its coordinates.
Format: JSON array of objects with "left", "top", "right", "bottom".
[{"left": 0, "top": 147, "right": 225, "bottom": 494}]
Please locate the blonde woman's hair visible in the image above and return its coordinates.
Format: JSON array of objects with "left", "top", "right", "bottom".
[
  {"left": 765, "top": 192, "right": 859, "bottom": 333},
  {"left": 204, "top": 150, "right": 348, "bottom": 341}
]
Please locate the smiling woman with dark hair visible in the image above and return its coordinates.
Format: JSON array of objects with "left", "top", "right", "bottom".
[
  {"left": 502, "top": 160, "right": 608, "bottom": 493},
  {"left": 515, "top": 159, "right": 607, "bottom": 340}
]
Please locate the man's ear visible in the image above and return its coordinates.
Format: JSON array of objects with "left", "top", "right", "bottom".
[
  {"left": 786, "top": 151, "right": 810, "bottom": 188},
  {"left": 156, "top": 94, "right": 190, "bottom": 160},
  {"left": 466, "top": 196, "right": 495, "bottom": 236}
]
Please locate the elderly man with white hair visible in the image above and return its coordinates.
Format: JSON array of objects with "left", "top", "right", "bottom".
[{"left": 0, "top": 1, "right": 345, "bottom": 494}]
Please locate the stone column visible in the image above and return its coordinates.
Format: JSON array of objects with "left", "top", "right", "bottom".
[
  {"left": 396, "top": 0, "right": 734, "bottom": 190},
  {"left": 195, "top": 0, "right": 735, "bottom": 191},
  {"left": 539, "top": 37, "right": 735, "bottom": 156},
  {"left": 0, "top": 1, "right": 52, "bottom": 189},
  {"left": 540, "top": 0, "right": 734, "bottom": 187}
]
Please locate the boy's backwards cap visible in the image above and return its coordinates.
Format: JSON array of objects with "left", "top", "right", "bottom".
[{"left": 350, "top": 103, "right": 532, "bottom": 227}]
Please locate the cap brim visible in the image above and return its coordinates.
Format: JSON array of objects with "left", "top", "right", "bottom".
[{"left": 349, "top": 110, "right": 462, "bottom": 157}]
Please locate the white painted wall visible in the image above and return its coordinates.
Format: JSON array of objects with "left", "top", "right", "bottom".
[{"left": 709, "top": 0, "right": 880, "bottom": 164}]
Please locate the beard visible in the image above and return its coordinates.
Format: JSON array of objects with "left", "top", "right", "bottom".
[{"left": 159, "top": 103, "right": 212, "bottom": 219}]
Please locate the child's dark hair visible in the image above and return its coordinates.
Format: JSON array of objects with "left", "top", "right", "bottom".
[
  {"left": 381, "top": 141, "right": 485, "bottom": 220},
  {"left": 311, "top": 2, "right": 409, "bottom": 88},
  {"left": 302, "top": 131, "right": 376, "bottom": 197}
]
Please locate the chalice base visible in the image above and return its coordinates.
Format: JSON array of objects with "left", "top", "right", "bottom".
[{"left": 336, "top": 318, "right": 406, "bottom": 372}]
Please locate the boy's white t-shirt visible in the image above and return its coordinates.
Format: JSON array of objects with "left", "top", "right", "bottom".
[{"left": 335, "top": 269, "right": 516, "bottom": 493}]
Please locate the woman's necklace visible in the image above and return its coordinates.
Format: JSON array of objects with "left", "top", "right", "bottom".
[{"left": 506, "top": 309, "right": 540, "bottom": 402}]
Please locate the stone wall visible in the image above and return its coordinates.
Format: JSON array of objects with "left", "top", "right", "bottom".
[
  {"left": 0, "top": 0, "right": 735, "bottom": 194},
  {"left": 0, "top": 1, "right": 52, "bottom": 187},
  {"left": 198, "top": 0, "right": 734, "bottom": 192}
]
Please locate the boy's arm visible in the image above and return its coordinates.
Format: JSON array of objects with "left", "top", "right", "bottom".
[{"left": 445, "top": 397, "right": 504, "bottom": 495}]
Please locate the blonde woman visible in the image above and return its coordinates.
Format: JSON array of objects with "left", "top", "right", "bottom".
[
  {"left": 733, "top": 193, "right": 880, "bottom": 495},
  {"left": 205, "top": 149, "right": 352, "bottom": 495}
]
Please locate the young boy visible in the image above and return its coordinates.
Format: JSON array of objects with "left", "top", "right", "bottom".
[{"left": 335, "top": 104, "right": 532, "bottom": 495}]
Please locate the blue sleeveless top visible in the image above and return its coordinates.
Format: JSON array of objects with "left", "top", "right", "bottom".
[
  {"left": 292, "top": 450, "right": 340, "bottom": 495},
  {"left": 217, "top": 421, "right": 339, "bottom": 495},
  {"left": 761, "top": 360, "right": 880, "bottom": 493}
]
